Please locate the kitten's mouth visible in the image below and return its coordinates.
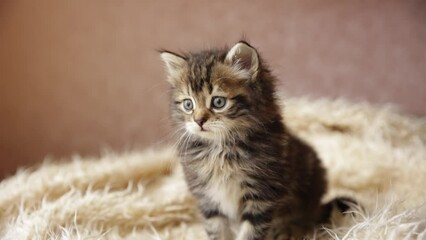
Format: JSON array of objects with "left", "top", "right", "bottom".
[
  {"left": 196, "top": 129, "right": 215, "bottom": 139},
  {"left": 197, "top": 126, "right": 215, "bottom": 135},
  {"left": 199, "top": 128, "right": 210, "bottom": 132}
]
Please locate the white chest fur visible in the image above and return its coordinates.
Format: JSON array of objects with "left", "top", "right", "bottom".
[
  {"left": 191, "top": 145, "right": 246, "bottom": 220},
  {"left": 204, "top": 162, "right": 243, "bottom": 220}
]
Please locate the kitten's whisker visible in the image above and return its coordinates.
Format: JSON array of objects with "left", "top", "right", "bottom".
[
  {"left": 183, "top": 132, "right": 194, "bottom": 157},
  {"left": 181, "top": 133, "right": 190, "bottom": 155},
  {"left": 174, "top": 126, "right": 190, "bottom": 151},
  {"left": 172, "top": 131, "right": 187, "bottom": 151},
  {"left": 160, "top": 126, "right": 187, "bottom": 148}
]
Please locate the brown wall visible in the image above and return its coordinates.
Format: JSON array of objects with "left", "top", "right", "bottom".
[{"left": 1, "top": 0, "right": 425, "bottom": 178}]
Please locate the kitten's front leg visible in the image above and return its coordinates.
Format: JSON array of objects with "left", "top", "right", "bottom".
[
  {"left": 236, "top": 204, "right": 273, "bottom": 240},
  {"left": 198, "top": 200, "right": 233, "bottom": 240},
  {"left": 203, "top": 215, "right": 233, "bottom": 240}
]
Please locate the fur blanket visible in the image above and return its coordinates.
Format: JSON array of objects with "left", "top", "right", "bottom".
[{"left": 0, "top": 98, "right": 425, "bottom": 240}]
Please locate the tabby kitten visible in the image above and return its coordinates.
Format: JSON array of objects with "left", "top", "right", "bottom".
[{"left": 161, "top": 42, "right": 328, "bottom": 240}]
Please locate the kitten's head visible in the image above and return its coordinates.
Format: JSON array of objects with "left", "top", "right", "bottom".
[{"left": 160, "top": 41, "right": 280, "bottom": 142}]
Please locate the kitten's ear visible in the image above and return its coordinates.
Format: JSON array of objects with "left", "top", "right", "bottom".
[
  {"left": 160, "top": 51, "right": 187, "bottom": 79},
  {"left": 225, "top": 41, "right": 259, "bottom": 79}
]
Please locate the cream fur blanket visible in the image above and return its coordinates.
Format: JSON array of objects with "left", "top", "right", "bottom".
[{"left": 1, "top": 98, "right": 425, "bottom": 240}]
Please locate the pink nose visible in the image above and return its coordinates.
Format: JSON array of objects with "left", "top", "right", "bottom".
[{"left": 195, "top": 117, "right": 208, "bottom": 127}]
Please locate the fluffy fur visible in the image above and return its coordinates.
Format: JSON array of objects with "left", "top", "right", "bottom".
[
  {"left": 0, "top": 98, "right": 425, "bottom": 240},
  {"left": 161, "top": 42, "right": 329, "bottom": 240}
]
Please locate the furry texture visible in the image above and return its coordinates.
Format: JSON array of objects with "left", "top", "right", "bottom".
[
  {"left": 162, "top": 42, "right": 328, "bottom": 240},
  {"left": 0, "top": 97, "right": 425, "bottom": 240}
]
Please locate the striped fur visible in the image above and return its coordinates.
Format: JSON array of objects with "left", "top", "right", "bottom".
[{"left": 161, "top": 41, "right": 327, "bottom": 240}]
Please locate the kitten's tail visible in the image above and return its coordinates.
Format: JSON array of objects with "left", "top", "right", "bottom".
[{"left": 318, "top": 197, "right": 363, "bottom": 223}]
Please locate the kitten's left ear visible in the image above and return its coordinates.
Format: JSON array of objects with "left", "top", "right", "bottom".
[
  {"left": 160, "top": 51, "right": 187, "bottom": 78},
  {"left": 225, "top": 41, "right": 259, "bottom": 79}
]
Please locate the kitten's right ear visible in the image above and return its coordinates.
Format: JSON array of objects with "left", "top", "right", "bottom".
[
  {"left": 160, "top": 51, "right": 187, "bottom": 79},
  {"left": 225, "top": 41, "right": 259, "bottom": 80}
]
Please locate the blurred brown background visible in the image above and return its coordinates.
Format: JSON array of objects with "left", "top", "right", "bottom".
[{"left": 1, "top": 0, "right": 425, "bottom": 178}]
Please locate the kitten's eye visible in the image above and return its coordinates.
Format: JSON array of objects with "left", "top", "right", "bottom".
[
  {"left": 183, "top": 99, "right": 194, "bottom": 111},
  {"left": 212, "top": 97, "right": 226, "bottom": 109}
]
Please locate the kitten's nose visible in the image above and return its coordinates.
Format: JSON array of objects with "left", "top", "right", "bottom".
[{"left": 195, "top": 116, "right": 208, "bottom": 128}]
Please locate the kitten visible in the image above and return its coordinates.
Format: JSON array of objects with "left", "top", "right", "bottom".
[{"left": 161, "top": 41, "right": 334, "bottom": 240}]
